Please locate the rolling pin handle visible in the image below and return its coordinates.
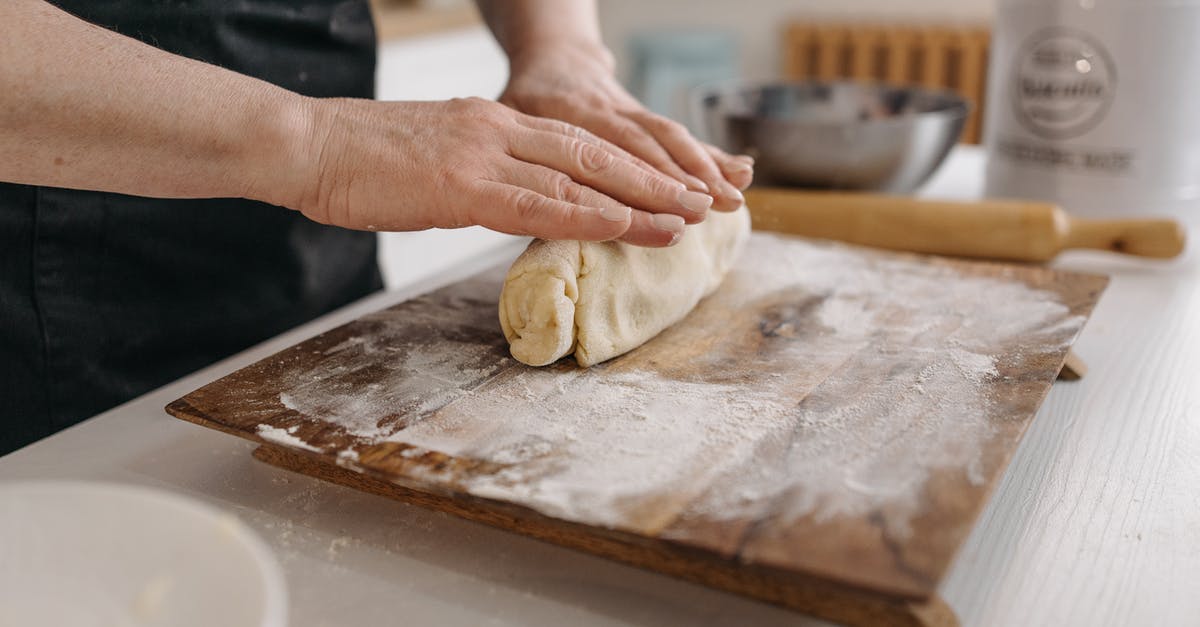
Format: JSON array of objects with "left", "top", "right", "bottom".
[{"left": 1062, "top": 216, "right": 1187, "bottom": 259}]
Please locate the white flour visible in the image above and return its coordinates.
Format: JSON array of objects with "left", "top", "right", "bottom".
[
  {"left": 273, "top": 291, "right": 508, "bottom": 442},
  {"left": 255, "top": 424, "right": 321, "bottom": 453},
  {"left": 273, "top": 234, "right": 1086, "bottom": 540}
]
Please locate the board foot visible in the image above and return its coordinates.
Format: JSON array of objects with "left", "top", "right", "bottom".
[{"left": 1057, "top": 349, "right": 1088, "bottom": 380}]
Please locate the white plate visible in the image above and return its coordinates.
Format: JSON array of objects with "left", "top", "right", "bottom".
[{"left": 0, "top": 481, "right": 287, "bottom": 627}]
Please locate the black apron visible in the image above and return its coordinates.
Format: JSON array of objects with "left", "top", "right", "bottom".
[{"left": 0, "top": 0, "right": 382, "bottom": 454}]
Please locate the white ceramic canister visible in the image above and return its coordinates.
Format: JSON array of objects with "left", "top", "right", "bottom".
[{"left": 984, "top": 0, "right": 1200, "bottom": 218}]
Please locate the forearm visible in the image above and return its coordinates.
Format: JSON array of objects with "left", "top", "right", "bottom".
[
  {"left": 0, "top": 0, "right": 701, "bottom": 245},
  {"left": 0, "top": 0, "right": 309, "bottom": 205},
  {"left": 474, "top": 0, "right": 610, "bottom": 69}
]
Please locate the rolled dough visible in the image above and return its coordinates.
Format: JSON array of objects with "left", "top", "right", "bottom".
[{"left": 498, "top": 206, "right": 751, "bottom": 366}]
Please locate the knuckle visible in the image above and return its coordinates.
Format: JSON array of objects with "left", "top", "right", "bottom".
[
  {"left": 641, "top": 170, "right": 678, "bottom": 197},
  {"left": 450, "top": 97, "right": 503, "bottom": 126},
  {"left": 562, "top": 92, "right": 594, "bottom": 112},
  {"left": 546, "top": 172, "right": 582, "bottom": 203},
  {"left": 563, "top": 184, "right": 588, "bottom": 206},
  {"left": 457, "top": 96, "right": 490, "bottom": 109},
  {"left": 611, "top": 122, "right": 643, "bottom": 145},
  {"left": 446, "top": 97, "right": 477, "bottom": 114},
  {"left": 550, "top": 119, "right": 583, "bottom": 138},
  {"left": 510, "top": 189, "right": 550, "bottom": 223},
  {"left": 571, "top": 141, "right": 613, "bottom": 176},
  {"left": 568, "top": 124, "right": 597, "bottom": 144}
]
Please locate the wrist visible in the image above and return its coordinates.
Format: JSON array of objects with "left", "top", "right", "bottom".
[
  {"left": 238, "top": 88, "right": 322, "bottom": 210},
  {"left": 507, "top": 38, "right": 615, "bottom": 76}
]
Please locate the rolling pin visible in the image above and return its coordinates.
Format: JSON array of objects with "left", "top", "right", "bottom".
[{"left": 743, "top": 188, "right": 1187, "bottom": 262}]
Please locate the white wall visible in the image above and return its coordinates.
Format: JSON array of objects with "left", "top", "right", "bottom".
[{"left": 598, "top": 0, "right": 993, "bottom": 83}]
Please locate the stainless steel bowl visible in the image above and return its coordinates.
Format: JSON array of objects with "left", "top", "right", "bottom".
[{"left": 694, "top": 81, "right": 968, "bottom": 193}]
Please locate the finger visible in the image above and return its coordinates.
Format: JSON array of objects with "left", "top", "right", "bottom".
[
  {"left": 519, "top": 113, "right": 710, "bottom": 193},
  {"left": 621, "top": 109, "right": 746, "bottom": 212},
  {"left": 548, "top": 110, "right": 711, "bottom": 193},
  {"left": 705, "top": 143, "right": 755, "bottom": 191},
  {"left": 493, "top": 157, "right": 686, "bottom": 248},
  {"left": 507, "top": 129, "right": 713, "bottom": 223},
  {"left": 619, "top": 209, "right": 686, "bottom": 247},
  {"left": 497, "top": 159, "right": 684, "bottom": 247},
  {"left": 468, "top": 179, "right": 630, "bottom": 242},
  {"left": 620, "top": 109, "right": 723, "bottom": 181},
  {"left": 514, "top": 115, "right": 671, "bottom": 182}
]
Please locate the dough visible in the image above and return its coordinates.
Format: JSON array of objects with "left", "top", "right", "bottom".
[{"left": 499, "top": 206, "right": 751, "bottom": 366}]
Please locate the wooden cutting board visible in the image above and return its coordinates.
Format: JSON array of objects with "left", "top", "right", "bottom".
[{"left": 167, "top": 230, "right": 1107, "bottom": 627}]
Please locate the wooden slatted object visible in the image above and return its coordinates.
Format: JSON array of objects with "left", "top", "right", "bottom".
[
  {"left": 784, "top": 23, "right": 991, "bottom": 144},
  {"left": 166, "top": 208, "right": 1107, "bottom": 626}
]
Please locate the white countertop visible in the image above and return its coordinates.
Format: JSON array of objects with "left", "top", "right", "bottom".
[{"left": 2, "top": 146, "right": 1198, "bottom": 627}]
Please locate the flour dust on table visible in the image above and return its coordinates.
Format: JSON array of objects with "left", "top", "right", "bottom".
[{"left": 262, "top": 233, "right": 1086, "bottom": 542}]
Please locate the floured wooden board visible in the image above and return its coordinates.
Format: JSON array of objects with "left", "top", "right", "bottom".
[{"left": 167, "top": 233, "right": 1107, "bottom": 626}]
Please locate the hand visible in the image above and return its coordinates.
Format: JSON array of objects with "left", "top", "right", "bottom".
[
  {"left": 273, "top": 97, "right": 719, "bottom": 247},
  {"left": 500, "top": 42, "right": 754, "bottom": 213}
]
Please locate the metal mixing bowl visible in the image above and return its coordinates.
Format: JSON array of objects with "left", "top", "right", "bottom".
[{"left": 693, "top": 81, "right": 968, "bottom": 193}]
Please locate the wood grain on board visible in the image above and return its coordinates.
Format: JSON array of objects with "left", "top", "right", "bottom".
[
  {"left": 252, "top": 443, "right": 958, "bottom": 627},
  {"left": 167, "top": 228, "right": 1107, "bottom": 627}
]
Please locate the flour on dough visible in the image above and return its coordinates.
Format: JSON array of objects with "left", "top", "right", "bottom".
[{"left": 498, "top": 206, "right": 751, "bottom": 366}]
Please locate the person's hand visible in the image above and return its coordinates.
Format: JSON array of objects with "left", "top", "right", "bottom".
[
  {"left": 499, "top": 42, "right": 754, "bottom": 213},
  {"left": 269, "top": 97, "right": 719, "bottom": 247}
]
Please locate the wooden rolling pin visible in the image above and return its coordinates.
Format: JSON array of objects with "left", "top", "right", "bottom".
[{"left": 744, "top": 188, "right": 1187, "bottom": 262}]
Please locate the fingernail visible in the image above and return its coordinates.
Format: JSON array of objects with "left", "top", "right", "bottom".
[
  {"left": 677, "top": 190, "right": 713, "bottom": 213},
  {"left": 729, "top": 161, "right": 753, "bottom": 175},
  {"left": 718, "top": 180, "right": 745, "bottom": 204},
  {"left": 652, "top": 213, "right": 686, "bottom": 233},
  {"left": 735, "top": 154, "right": 755, "bottom": 165},
  {"left": 600, "top": 205, "right": 632, "bottom": 222}
]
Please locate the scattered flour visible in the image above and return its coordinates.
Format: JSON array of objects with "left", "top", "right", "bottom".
[
  {"left": 270, "top": 235, "right": 1087, "bottom": 541},
  {"left": 255, "top": 424, "right": 321, "bottom": 453},
  {"left": 276, "top": 284, "right": 508, "bottom": 443}
]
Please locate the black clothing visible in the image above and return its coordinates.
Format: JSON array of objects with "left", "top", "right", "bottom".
[{"left": 0, "top": 0, "right": 381, "bottom": 454}]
